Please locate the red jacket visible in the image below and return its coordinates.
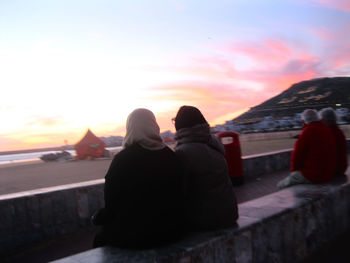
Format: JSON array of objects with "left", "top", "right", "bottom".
[
  {"left": 291, "top": 121, "right": 336, "bottom": 182},
  {"left": 329, "top": 125, "right": 348, "bottom": 175}
]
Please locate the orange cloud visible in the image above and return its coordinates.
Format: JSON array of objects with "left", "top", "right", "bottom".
[
  {"left": 26, "top": 115, "right": 67, "bottom": 127},
  {"left": 0, "top": 137, "right": 24, "bottom": 152},
  {"left": 150, "top": 80, "right": 267, "bottom": 130},
  {"left": 0, "top": 131, "right": 73, "bottom": 151}
]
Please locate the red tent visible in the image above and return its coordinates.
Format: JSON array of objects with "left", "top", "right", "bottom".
[{"left": 75, "top": 129, "right": 106, "bottom": 160}]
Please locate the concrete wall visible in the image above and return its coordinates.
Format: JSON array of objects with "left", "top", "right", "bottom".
[
  {"left": 0, "top": 180, "right": 104, "bottom": 256},
  {"left": 239, "top": 130, "right": 300, "bottom": 142},
  {"left": 0, "top": 148, "right": 295, "bottom": 257},
  {"left": 242, "top": 149, "right": 292, "bottom": 178},
  {"left": 53, "top": 177, "right": 350, "bottom": 263}
]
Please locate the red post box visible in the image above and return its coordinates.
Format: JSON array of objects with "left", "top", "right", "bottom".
[{"left": 216, "top": 131, "right": 244, "bottom": 185}]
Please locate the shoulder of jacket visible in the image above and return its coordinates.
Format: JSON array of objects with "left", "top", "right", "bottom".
[
  {"left": 176, "top": 142, "right": 207, "bottom": 150},
  {"left": 113, "top": 146, "right": 139, "bottom": 161}
]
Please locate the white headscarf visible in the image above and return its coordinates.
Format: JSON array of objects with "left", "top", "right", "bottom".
[{"left": 122, "top": 108, "right": 166, "bottom": 150}]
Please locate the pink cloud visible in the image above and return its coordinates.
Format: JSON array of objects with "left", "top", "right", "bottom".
[
  {"left": 312, "top": 0, "right": 350, "bottom": 12},
  {"left": 191, "top": 29, "right": 348, "bottom": 89},
  {"left": 309, "top": 24, "right": 350, "bottom": 72},
  {"left": 187, "top": 38, "right": 320, "bottom": 95},
  {"left": 310, "top": 27, "right": 334, "bottom": 41},
  {"left": 146, "top": 39, "right": 321, "bottom": 126},
  {"left": 148, "top": 23, "right": 349, "bottom": 126},
  {"left": 225, "top": 40, "right": 293, "bottom": 68},
  {"left": 225, "top": 38, "right": 316, "bottom": 71},
  {"left": 327, "top": 46, "right": 350, "bottom": 70},
  {"left": 188, "top": 56, "right": 237, "bottom": 77}
]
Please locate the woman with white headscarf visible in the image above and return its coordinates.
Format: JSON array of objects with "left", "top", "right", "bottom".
[{"left": 93, "top": 109, "right": 185, "bottom": 248}]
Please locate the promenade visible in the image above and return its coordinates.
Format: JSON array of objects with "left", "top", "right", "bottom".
[{"left": 0, "top": 160, "right": 110, "bottom": 195}]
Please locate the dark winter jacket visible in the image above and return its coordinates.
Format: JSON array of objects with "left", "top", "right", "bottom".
[
  {"left": 291, "top": 121, "right": 336, "bottom": 182},
  {"left": 175, "top": 124, "right": 238, "bottom": 230},
  {"left": 93, "top": 144, "right": 185, "bottom": 249}
]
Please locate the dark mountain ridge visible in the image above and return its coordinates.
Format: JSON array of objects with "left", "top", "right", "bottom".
[{"left": 233, "top": 77, "right": 350, "bottom": 124}]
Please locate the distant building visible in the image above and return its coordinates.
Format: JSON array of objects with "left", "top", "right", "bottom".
[
  {"left": 336, "top": 108, "right": 350, "bottom": 123},
  {"left": 160, "top": 130, "right": 175, "bottom": 143},
  {"left": 255, "top": 116, "right": 277, "bottom": 131},
  {"left": 99, "top": 136, "right": 124, "bottom": 147}
]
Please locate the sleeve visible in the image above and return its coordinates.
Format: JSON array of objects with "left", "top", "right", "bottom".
[
  {"left": 90, "top": 154, "right": 123, "bottom": 225},
  {"left": 291, "top": 129, "right": 308, "bottom": 171},
  {"left": 103, "top": 154, "right": 125, "bottom": 216}
]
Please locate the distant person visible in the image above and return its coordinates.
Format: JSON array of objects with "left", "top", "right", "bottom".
[
  {"left": 173, "top": 105, "right": 238, "bottom": 230},
  {"left": 319, "top": 107, "right": 348, "bottom": 176},
  {"left": 277, "top": 109, "right": 336, "bottom": 189},
  {"left": 92, "top": 108, "right": 185, "bottom": 249}
]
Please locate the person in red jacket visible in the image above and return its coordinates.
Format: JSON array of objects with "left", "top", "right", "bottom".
[
  {"left": 278, "top": 109, "right": 336, "bottom": 189},
  {"left": 320, "top": 107, "right": 348, "bottom": 176}
]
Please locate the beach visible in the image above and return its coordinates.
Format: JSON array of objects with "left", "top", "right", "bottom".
[{"left": 0, "top": 159, "right": 112, "bottom": 195}]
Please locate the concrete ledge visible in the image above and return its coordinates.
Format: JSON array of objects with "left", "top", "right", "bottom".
[
  {"left": 0, "top": 180, "right": 104, "bottom": 256},
  {"left": 0, "top": 149, "right": 296, "bottom": 256},
  {"left": 52, "top": 176, "right": 350, "bottom": 263},
  {"left": 243, "top": 149, "right": 292, "bottom": 178}
]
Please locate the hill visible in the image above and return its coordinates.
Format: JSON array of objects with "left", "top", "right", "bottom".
[{"left": 233, "top": 77, "right": 350, "bottom": 124}]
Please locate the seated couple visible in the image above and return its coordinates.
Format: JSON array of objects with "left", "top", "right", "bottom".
[
  {"left": 92, "top": 106, "right": 239, "bottom": 249},
  {"left": 278, "top": 108, "right": 348, "bottom": 190}
]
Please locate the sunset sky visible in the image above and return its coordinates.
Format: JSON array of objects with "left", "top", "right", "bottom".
[{"left": 1, "top": 0, "right": 350, "bottom": 151}]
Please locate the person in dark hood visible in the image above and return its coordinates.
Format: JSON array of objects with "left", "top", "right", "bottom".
[
  {"left": 92, "top": 108, "right": 185, "bottom": 249},
  {"left": 173, "top": 105, "right": 238, "bottom": 231}
]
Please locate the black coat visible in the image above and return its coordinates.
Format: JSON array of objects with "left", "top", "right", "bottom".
[{"left": 93, "top": 144, "right": 185, "bottom": 248}]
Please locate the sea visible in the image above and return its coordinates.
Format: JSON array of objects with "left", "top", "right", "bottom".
[{"left": 0, "top": 146, "right": 123, "bottom": 166}]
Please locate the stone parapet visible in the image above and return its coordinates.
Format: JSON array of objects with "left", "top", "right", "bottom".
[
  {"left": 52, "top": 177, "right": 350, "bottom": 263},
  {"left": 0, "top": 149, "right": 296, "bottom": 256},
  {"left": 242, "top": 149, "right": 292, "bottom": 179},
  {"left": 0, "top": 180, "right": 104, "bottom": 257}
]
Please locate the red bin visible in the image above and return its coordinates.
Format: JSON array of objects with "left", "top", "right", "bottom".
[{"left": 216, "top": 131, "right": 244, "bottom": 185}]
